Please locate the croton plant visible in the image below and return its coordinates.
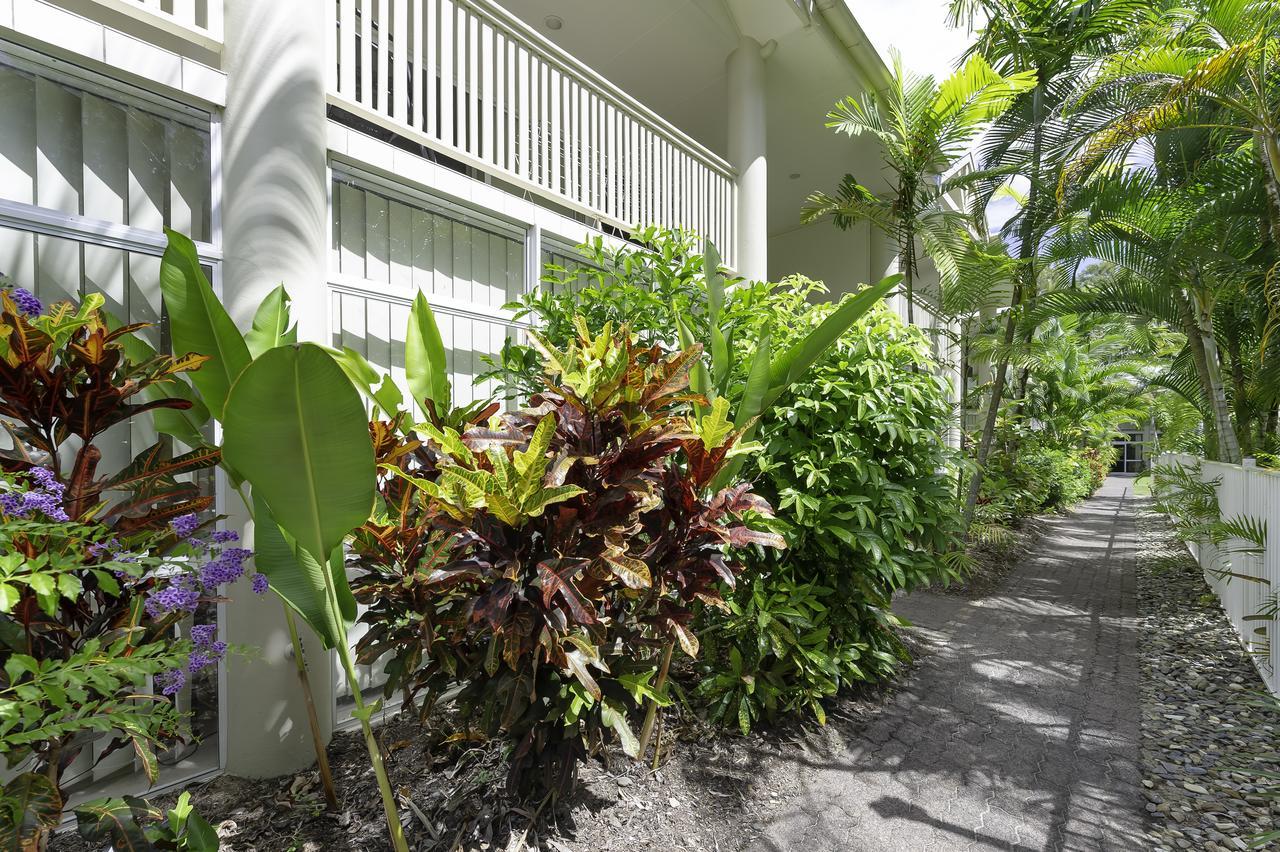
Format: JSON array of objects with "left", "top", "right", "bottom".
[{"left": 351, "top": 319, "right": 784, "bottom": 797}]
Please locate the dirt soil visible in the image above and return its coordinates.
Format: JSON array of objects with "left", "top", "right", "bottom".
[{"left": 51, "top": 661, "right": 921, "bottom": 852}]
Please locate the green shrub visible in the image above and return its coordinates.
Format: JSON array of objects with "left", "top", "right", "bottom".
[
  {"left": 485, "top": 229, "right": 961, "bottom": 731},
  {"left": 353, "top": 322, "right": 783, "bottom": 797},
  {"left": 698, "top": 303, "right": 962, "bottom": 729},
  {"left": 975, "top": 421, "right": 1113, "bottom": 525}
]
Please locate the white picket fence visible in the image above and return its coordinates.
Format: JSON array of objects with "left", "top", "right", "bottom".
[
  {"left": 1156, "top": 452, "right": 1280, "bottom": 697},
  {"left": 326, "top": 0, "right": 737, "bottom": 267}
]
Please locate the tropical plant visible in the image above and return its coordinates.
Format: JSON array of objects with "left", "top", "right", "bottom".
[
  {"left": 672, "top": 244, "right": 900, "bottom": 491},
  {"left": 0, "top": 283, "right": 257, "bottom": 848},
  {"left": 1149, "top": 459, "right": 1268, "bottom": 580},
  {"left": 358, "top": 321, "right": 782, "bottom": 798},
  {"left": 218, "top": 343, "right": 406, "bottom": 850},
  {"left": 155, "top": 232, "right": 348, "bottom": 814},
  {"left": 74, "top": 790, "right": 220, "bottom": 851},
  {"left": 0, "top": 288, "right": 217, "bottom": 526},
  {"left": 803, "top": 51, "right": 1036, "bottom": 324},
  {"left": 698, "top": 302, "right": 963, "bottom": 729},
  {"left": 947, "top": 0, "right": 1153, "bottom": 535}
]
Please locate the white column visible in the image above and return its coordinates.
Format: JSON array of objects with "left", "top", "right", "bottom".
[
  {"left": 726, "top": 36, "right": 768, "bottom": 282},
  {"left": 220, "top": 0, "right": 334, "bottom": 778}
]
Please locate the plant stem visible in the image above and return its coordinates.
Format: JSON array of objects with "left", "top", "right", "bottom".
[
  {"left": 318, "top": 549, "right": 408, "bottom": 852},
  {"left": 636, "top": 641, "right": 674, "bottom": 760},
  {"left": 337, "top": 642, "right": 408, "bottom": 852},
  {"left": 283, "top": 605, "right": 340, "bottom": 811}
]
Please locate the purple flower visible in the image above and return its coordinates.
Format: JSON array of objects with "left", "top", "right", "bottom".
[
  {"left": 1, "top": 468, "right": 69, "bottom": 521},
  {"left": 190, "top": 623, "right": 218, "bottom": 646},
  {"left": 171, "top": 513, "right": 201, "bottom": 539},
  {"left": 198, "top": 547, "right": 251, "bottom": 588},
  {"left": 145, "top": 579, "right": 200, "bottom": 618},
  {"left": 186, "top": 648, "right": 222, "bottom": 673},
  {"left": 157, "top": 668, "right": 186, "bottom": 696},
  {"left": 0, "top": 493, "right": 22, "bottom": 516},
  {"left": 210, "top": 530, "right": 239, "bottom": 544},
  {"left": 9, "top": 287, "right": 41, "bottom": 317},
  {"left": 251, "top": 573, "right": 269, "bottom": 595}
]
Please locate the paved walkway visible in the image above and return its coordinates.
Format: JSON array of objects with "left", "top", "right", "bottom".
[{"left": 756, "top": 476, "right": 1147, "bottom": 851}]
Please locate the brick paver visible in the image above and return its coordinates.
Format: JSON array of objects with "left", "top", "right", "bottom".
[{"left": 756, "top": 476, "right": 1146, "bottom": 851}]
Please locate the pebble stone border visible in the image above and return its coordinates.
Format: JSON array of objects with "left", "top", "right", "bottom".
[{"left": 1137, "top": 506, "right": 1280, "bottom": 851}]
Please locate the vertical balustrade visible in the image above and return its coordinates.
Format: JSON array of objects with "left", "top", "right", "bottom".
[{"left": 329, "top": 0, "right": 737, "bottom": 267}]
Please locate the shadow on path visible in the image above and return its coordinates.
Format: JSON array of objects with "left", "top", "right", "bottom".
[{"left": 748, "top": 476, "right": 1146, "bottom": 851}]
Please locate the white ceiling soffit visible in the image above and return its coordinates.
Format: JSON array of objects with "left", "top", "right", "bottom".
[{"left": 502, "top": 0, "right": 891, "bottom": 233}]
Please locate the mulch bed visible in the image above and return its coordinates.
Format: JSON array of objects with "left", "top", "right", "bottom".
[
  {"left": 1136, "top": 503, "right": 1280, "bottom": 851},
  {"left": 51, "top": 662, "right": 920, "bottom": 852},
  {"left": 935, "top": 515, "right": 1047, "bottom": 598}
]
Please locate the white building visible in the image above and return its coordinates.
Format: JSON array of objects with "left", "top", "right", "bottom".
[{"left": 0, "top": 0, "right": 954, "bottom": 790}]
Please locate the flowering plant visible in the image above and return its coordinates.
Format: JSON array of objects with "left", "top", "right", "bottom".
[
  {"left": 0, "top": 469, "right": 260, "bottom": 847},
  {"left": 0, "top": 280, "right": 254, "bottom": 849}
]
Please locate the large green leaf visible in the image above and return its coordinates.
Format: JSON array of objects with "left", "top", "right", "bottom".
[
  {"left": 223, "top": 343, "right": 375, "bottom": 568},
  {"left": 736, "top": 332, "right": 772, "bottom": 428},
  {"left": 704, "top": 243, "right": 731, "bottom": 395},
  {"left": 245, "top": 284, "right": 298, "bottom": 357},
  {"left": 765, "top": 274, "right": 900, "bottom": 408},
  {"left": 405, "top": 292, "right": 451, "bottom": 415},
  {"left": 74, "top": 797, "right": 156, "bottom": 852},
  {"left": 675, "top": 313, "right": 711, "bottom": 409},
  {"left": 159, "top": 229, "right": 252, "bottom": 420},
  {"left": 251, "top": 493, "right": 351, "bottom": 649}
]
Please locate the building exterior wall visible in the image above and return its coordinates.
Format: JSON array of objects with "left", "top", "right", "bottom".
[{"left": 0, "top": 0, "right": 943, "bottom": 789}]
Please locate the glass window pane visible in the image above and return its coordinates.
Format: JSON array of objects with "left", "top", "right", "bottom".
[{"left": 0, "top": 61, "right": 212, "bottom": 242}]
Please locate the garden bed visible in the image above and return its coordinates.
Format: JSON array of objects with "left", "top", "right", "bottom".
[
  {"left": 1137, "top": 504, "right": 1280, "bottom": 851},
  {"left": 51, "top": 667, "right": 921, "bottom": 852}
]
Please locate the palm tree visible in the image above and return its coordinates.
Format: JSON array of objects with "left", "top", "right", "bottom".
[
  {"left": 802, "top": 52, "right": 1035, "bottom": 326},
  {"left": 1041, "top": 147, "right": 1268, "bottom": 463},
  {"left": 1063, "top": 0, "right": 1280, "bottom": 244},
  {"left": 948, "top": 0, "right": 1151, "bottom": 534}
]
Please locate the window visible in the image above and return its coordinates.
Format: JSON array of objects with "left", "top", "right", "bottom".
[
  {"left": 328, "top": 175, "right": 528, "bottom": 409},
  {"left": 0, "top": 55, "right": 220, "bottom": 795}
]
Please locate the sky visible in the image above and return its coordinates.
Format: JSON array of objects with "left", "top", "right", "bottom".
[{"left": 849, "top": 0, "right": 972, "bottom": 83}]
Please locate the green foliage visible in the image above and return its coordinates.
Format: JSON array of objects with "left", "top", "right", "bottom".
[
  {"left": 75, "top": 791, "right": 220, "bottom": 851},
  {"left": 0, "top": 773, "right": 60, "bottom": 850},
  {"left": 700, "top": 303, "right": 961, "bottom": 729},
  {"left": 1151, "top": 460, "right": 1268, "bottom": 578},
  {"left": 479, "top": 228, "right": 957, "bottom": 732},
  {"left": 0, "top": 287, "right": 218, "bottom": 525},
  {"left": 353, "top": 322, "right": 782, "bottom": 797},
  {"left": 223, "top": 343, "right": 371, "bottom": 649}
]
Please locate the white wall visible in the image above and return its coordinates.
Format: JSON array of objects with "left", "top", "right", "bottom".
[{"left": 767, "top": 219, "right": 871, "bottom": 294}]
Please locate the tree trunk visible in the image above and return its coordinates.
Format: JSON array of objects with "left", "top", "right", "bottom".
[
  {"left": 1190, "top": 290, "right": 1242, "bottom": 463},
  {"left": 1257, "top": 130, "right": 1280, "bottom": 249},
  {"left": 961, "top": 306, "right": 1018, "bottom": 533},
  {"left": 900, "top": 225, "right": 916, "bottom": 327},
  {"left": 961, "top": 86, "right": 1042, "bottom": 536},
  {"left": 1226, "top": 329, "right": 1252, "bottom": 456}
]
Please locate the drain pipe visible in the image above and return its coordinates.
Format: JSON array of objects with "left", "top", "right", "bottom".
[{"left": 813, "top": 0, "right": 893, "bottom": 92}]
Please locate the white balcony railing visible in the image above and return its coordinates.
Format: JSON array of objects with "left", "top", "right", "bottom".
[
  {"left": 99, "top": 0, "right": 223, "bottom": 44},
  {"left": 327, "top": 0, "right": 737, "bottom": 267}
]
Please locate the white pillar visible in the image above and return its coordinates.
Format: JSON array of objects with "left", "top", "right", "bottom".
[
  {"left": 220, "top": 0, "right": 334, "bottom": 778},
  {"left": 726, "top": 36, "right": 768, "bottom": 282}
]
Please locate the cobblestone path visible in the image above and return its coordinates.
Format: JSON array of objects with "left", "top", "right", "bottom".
[{"left": 756, "top": 476, "right": 1146, "bottom": 851}]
